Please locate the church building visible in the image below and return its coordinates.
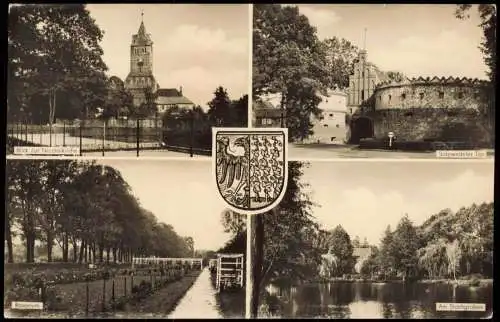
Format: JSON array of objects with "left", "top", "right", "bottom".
[{"left": 123, "top": 14, "right": 194, "bottom": 114}]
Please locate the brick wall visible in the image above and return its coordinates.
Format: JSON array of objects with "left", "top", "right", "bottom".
[{"left": 368, "top": 108, "right": 489, "bottom": 144}]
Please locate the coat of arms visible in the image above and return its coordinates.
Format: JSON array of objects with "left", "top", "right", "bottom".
[{"left": 212, "top": 128, "right": 288, "bottom": 215}]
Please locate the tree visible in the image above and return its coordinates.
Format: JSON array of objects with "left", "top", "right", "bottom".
[
  {"left": 207, "top": 86, "right": 232, "bottom": 126},
  {"left": 321, "top": 37, "right": 359, "bottom": 89},
  {"left": 231, "top": 95, "right": 249, "bottom": 127},
  {"left": 386, "top": 71, "right": 407, "bottom": 82},
  {"left": 8, "top": 4, "right": 108, "bottom": 126},
  {"left": 184, "top": 237, "right": 195, "bottom": 256},
  {"left": 445, "top": 239, "right": 462, "bottom": 281},
  {"left": 391, "top": 215, "right": 420, "bottom": 281},
  {"left": 455, "top": 4, "right": 496, "bottom": 145},
  {"left": 352, "top": 235, "right": 361, "bottom": 248},
  {"left": 253, "top": 4, "right": 329, "bottom": 141},
  {"left": 378, "top": 225, "right": 396, "bottom": 279},
  {"left": 134, "top": 86, "right": 158, "bottom": 118},
  {"left": 326, "top": 225, "right": 356, "bottom": 276},
  {"left": 103, "top": 77, "right": 134, "bottom": 119}
]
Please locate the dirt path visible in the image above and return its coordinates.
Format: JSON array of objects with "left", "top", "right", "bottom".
[{"left": 168, "top": 268, "right": 223, "bottom": 319}]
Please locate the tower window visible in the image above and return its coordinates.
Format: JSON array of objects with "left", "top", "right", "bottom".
[
  {"left": 401, "top": 93, "right": 406, "bottom": 100},
  {"left": 323, "top": 124, "right": 328, "bottom": 127},
  {"left": 419, "top": 93, "right": 424, "bottom": 100},
  {"left": 457, "top": 92, "right": 464, "bottom": 99},
  {"left": 388, "top": 95, "right": 392, "bottom": 104},
  {"left": 361, "top": 91, "right": 365, "bottom": 100},
  {"left": 439, "top": 91, "right": 444, "bottom": 99},
  {"left": 329, "top": 113, "right": 333, "bottom": 117}
]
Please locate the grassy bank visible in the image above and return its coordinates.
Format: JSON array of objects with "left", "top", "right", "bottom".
[
  {"left": 117, "top": 270, "right": 200, "bottom": 316},
  {"left": 209, "top": 270, "right": 245, "bottom": 318}
]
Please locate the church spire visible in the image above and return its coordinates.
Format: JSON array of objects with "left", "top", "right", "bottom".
[{"left": 138, "top": 10, "right": 146, "bottom": 36}]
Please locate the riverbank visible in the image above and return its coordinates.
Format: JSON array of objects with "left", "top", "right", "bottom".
[
  {"left": 308, "top": 277, "right": 493, "bottom": 287},
  {"left": 418, "top": 278, "right": 493, "bottom": 287}
]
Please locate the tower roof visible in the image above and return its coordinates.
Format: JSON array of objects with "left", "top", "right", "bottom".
[
  {"left": 138, "top": 21, "right": 146, "bottom": 37},
  {"left": 132, "top": 11, "right": 152, "bottom": 45}
]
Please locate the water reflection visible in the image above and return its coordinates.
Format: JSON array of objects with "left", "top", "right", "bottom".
[{"left": 263, "top": 282, "right": 492, "bottom": 319}]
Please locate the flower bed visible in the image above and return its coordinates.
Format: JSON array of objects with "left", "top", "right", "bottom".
[{"left": 5, "top": 266, "right": 197, "bottom": 315}]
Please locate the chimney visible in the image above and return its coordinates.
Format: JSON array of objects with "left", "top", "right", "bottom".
[{"left": 179, "top": 86, "right": 183, "bottom": 95}]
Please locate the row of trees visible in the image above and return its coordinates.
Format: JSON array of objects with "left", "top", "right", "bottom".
[
  {"left": 5, "top": 160, "right": 194, "bottom": 263},
  {"left": 163, "top": 87, "right": 248, "bottom": 131},
  {"left": 253, "top": 4, "right": 496, "bottom": 143},
  {"left": 313, "top": 202, "right": 494, "bottom": 281},
  {"left": 361, "top": 202, "right": 494, "bottom": 281}
]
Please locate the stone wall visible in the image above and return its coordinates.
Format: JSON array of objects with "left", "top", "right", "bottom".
[
  {"left": 367, "top": 108, "right": 488, "bottom": 144},
  {"left": 374, "top": 80, "right": 488, "bottom": 111}
]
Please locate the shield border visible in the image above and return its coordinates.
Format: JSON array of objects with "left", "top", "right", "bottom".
[{"left": 212, "top": 127, "right": 289, "bottom": 215}]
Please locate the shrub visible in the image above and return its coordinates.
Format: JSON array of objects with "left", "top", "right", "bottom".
[{"left": 470, "top": 278, "right": 481, "bottom": 287}]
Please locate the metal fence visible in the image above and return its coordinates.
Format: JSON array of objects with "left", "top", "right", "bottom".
[{"left": 7, "top": 118, "right": 212, "bottom": 157}]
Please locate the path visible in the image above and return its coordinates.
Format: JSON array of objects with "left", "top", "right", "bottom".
[
  {"left": 168, "top": 268, "right": 223, "bottom": 319},
  {"left": 289, "top": 143, "right": 494, "bottom": 159}
]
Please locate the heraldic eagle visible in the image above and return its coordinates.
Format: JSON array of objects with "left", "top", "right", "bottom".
[{"left": 217, "top": 136, "right": 248, "bottom": 191}]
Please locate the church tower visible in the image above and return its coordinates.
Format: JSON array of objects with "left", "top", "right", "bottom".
[{"left": 125, "top": 12, "right": 160, "bottom": 107}]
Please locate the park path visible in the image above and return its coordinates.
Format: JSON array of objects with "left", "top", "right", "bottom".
[{"left": 168, "top": 268, "right": 223, "bottom": 319}]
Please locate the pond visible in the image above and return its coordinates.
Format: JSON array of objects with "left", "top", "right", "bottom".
[{"left": 262, "top": 281, "right": 493, "bottom": 319}]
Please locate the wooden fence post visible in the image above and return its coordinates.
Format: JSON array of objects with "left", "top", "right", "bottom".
[
  {"left": 86, "top": 281, "right": 89, "bottom": 316},
  {"left": 102, "top": 279, "right": 106, "bottom": 312},
  {"left": 79, "top": 121, "right": 83, "bottom": 156},
  {"left": 136, "top": 119, "right": 140, "bottom": 157}
]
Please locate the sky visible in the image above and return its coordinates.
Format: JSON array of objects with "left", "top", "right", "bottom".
[
  {"left": 293, "top": 4, "right": 488, "bottom": 79},
  {"left": 86, "top": 4, "right": 250, "bottom": 107},
  {"left": 301, "top": 161, "right": 494, "bottom": 245},
  {"left": 98, "top": 159, "right": 233, "bottom": 252}
]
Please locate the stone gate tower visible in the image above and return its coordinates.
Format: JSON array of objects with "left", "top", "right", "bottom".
[{"left": 124, "top": 13, "right": 160, "bottom": 107}]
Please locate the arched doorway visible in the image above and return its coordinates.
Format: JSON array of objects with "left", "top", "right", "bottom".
[{"left": 350, "top": 117, "right": 374, "bottom": 144}]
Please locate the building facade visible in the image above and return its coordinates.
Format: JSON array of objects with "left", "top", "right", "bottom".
[
  {"left": 252, "top": 98, "right": 284, "bottom": 128},
  {"left": 303, "top": 90, "right": 348, "bottom": 144},
  {"left": 156, "top": 87, "right": 195, "bottom": 114},
  {"left": 347, "top": 50, "right": 388, "bottom": 115}
]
